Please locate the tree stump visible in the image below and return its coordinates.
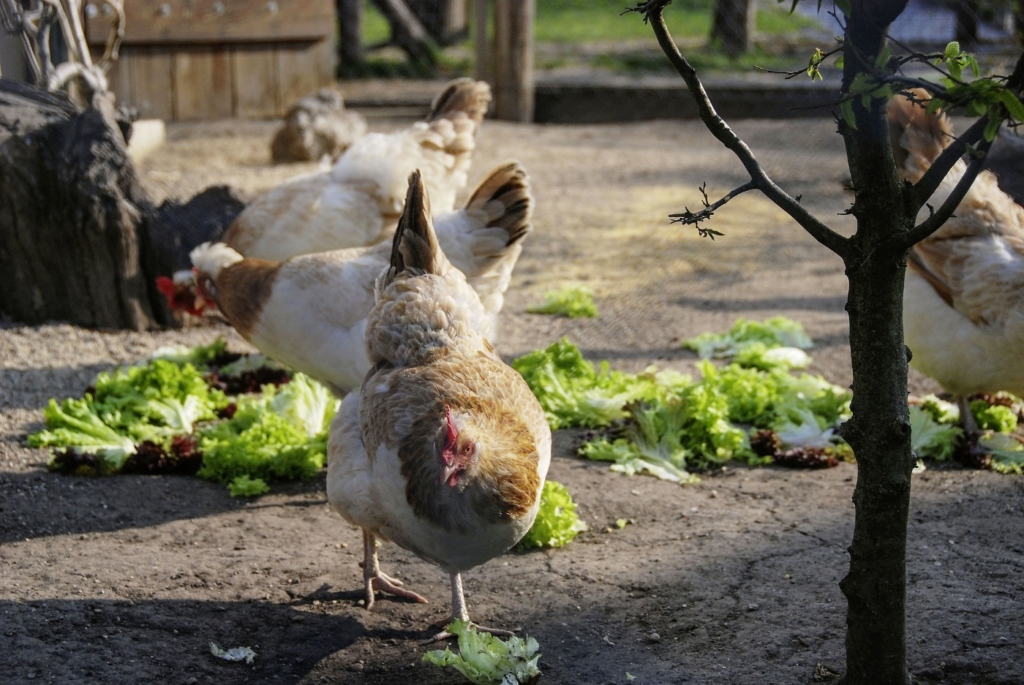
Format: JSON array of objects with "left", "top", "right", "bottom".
[{"left": 0, "top": 79, "right": 244, "bottom": 330}]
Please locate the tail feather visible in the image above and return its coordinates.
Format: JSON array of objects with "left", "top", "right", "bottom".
[
  {"left": 463, "top": 162, "right": 533, "bottom": 252},
  {"left": 888, "top": 89, "right": 954, "bottom": 182},
  {"left": 427, "top": 78, "right": 492, "bottom": 125},
  {"left": 390, "top": 170, "right": 445, "bottom": 277}
]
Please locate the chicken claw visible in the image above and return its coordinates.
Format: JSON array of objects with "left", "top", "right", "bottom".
[{"left": 362, "top": 530, "right": 428, "bottom": 610}]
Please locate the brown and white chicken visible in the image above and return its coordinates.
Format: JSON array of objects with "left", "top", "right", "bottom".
[
  {"left": 187, "top": 162, "right": 532, "bottom": 396},
  {"left": 221, "top": 78, "right": 492, "bottom": 262},
  {"left": 889, "top": 90, "right": 1024, "bottom": 424},
  {"left": 326, "top": 171, "right": 551, "bottom": 640}
]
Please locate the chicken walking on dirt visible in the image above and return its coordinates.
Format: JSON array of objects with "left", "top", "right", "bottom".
[
  {"left": 325, "top": 171, "right": 551, "bottom": 641},
  {"left": 888, "top": 90, "right": 1024, "bottom": 430},
  {"left": 185, "top": 162, "right": 533, "bottom": 396}
]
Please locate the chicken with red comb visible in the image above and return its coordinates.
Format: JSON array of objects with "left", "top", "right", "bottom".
[{"left": 326, "top": 170, "right": 550, "bottom": 641}]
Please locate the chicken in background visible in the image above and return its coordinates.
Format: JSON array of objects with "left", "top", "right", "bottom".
[
  {"left": 889, "top": 89, "right": 1024, "bottom": 428},
  {"left": 326, "top": 171, "right": 551, "bottom": 641},
  {"left": 221, "top": 78, "right": 492, "bottom": 262},
  {"left": 185, "top": 163, "right": 533, "bottom": 396}
]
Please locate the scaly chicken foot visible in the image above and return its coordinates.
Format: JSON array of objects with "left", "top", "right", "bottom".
[
  {"left": 957, "top": 396, "right": 980, "bottom": 434},
  {"left": 422, "top": 572, "right": 517, "bottom": 643},
  {"left": 361, "top": 530, "right": 428, "bottom": 610}
]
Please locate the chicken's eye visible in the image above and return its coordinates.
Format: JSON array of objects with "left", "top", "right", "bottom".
[{"left": 461, "top": 442, "right": 474, "bottom": 457}]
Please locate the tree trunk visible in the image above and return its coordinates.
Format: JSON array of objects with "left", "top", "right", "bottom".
[
  {"left": 711, "top": 0, "right": 752, "bottom": 57},
  {"left": 0, "top": 81, "right": 156, "bottom": 329},
  {"left": 337, "top": 0, "right": 364, "bottom": 68},
  {"left": 0, "top": 79, "right": 245, "bottom": 330},
  {"left": 370, "top": 0, "right": 436, "bottom": 66},
  {"left": 838, "top": 3, "right": 916, "bottom": 682}
]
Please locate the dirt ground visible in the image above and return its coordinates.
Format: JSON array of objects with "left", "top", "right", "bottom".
[{"left": 2, "top": 113, "right": 1023, "bottom": 685}]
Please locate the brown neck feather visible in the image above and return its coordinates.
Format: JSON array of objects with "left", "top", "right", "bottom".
[{"left": 215, "top": 259, "right": 281, "bottom": 338}]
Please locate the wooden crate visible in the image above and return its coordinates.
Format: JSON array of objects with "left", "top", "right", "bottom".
[{"left": 86, "top": 0, "right": 336, "bottom": 120}]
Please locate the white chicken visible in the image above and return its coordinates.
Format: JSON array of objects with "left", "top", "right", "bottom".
[
  {"left": 186, "top": 162, "right": 533, "bottom": 396},
  {"left": 889, "top": 90, "right": 1024, "bottom": 425},
  {"left": 221, "top": 78, "right": 492, "bottom": 261},
  {"left": 326, "top": 170, "right": 551, "bottom": 640}
]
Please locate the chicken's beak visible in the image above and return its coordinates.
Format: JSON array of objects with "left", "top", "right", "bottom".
[{"left": 439, "top": 463, "right": 459, "bottom": 486}]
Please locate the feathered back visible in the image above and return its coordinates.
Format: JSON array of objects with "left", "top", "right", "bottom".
[
  {"left": 427, "top": 78, "right": 492, "bottom": 126},
  {"left": 331, "top": 80, "right": 491, "bottom": 216},
  {"left": 887, "top": 89, "right": 954, "bottom": 182},
  {"left": 368, "top": 172, "right": 489, "bottom": 368}
]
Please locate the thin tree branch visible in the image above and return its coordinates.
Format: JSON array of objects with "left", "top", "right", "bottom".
[
  {"left": 629, "top": 0, "right": 850, "bottom": 258},
  {"left": 891, "top": 138, "right": 992, "bottom": 251},
  {"left": 911, "top": 50, "right": 1024, "bottom": 212},
  {"left": 911, "top": 114, "right": 987, "bottom": 208},
  {"left": 669, "top": 181, "right": 757, "bottom": 238}
]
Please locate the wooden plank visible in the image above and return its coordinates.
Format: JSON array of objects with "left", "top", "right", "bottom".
[
  {"left": 233, "top": 46, "right": 278, "bottom": 118},
  {"left": 276, "top": 39, "right": 333, "bottom": 110},
  {"left": 173, "top": 46, "right": 232, "bottom": 120},
  {"left": 129, "top": 46, "right": 174, "bottom": 120},
  {"left": 85, "top": 0, "right": 335, "bottom": 45},
  {"left": 474, "top": 0, "right": 488, "bottom": 83},
  {"left": 93, "top": 47, "right": 132, "bottom": 107},
  {"left": 492, "top": 0, "right": 533, "bottom": 122}
]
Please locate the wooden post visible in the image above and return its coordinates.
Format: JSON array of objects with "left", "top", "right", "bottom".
[
  {"left": 337, "top": 0, "right": 364, "bottom": 68},
  {"left": 491, "top": 0, "right": 533, "bottom": 122},
  {"left": 474, "top": 0, "right": 489, "bottom": 83}
]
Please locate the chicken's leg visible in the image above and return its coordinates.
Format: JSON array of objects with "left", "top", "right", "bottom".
[
  {"left": 957, "top": 395, "right": 979, "bottom": 434},
  {"left": 361, "top": 529, "right": 428, "bottom": 610},
  {"left": 422, "top": 571, "right": 517, "bottom": 643}
]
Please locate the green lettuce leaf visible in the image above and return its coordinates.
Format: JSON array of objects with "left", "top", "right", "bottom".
[
  {"left": 971, "top": 401, "right": 1018, "bottom": 433},
  {"left": 195, "top": 375, "right": 336, "bottom": 485},
  {"left": 517, "top": 480, "right": 588, "bottom": 550},
  {"left": 269, "top": 373, "right": 340, "bottom": 437},
  {"left": 148, "top": 338, "right": 228, "bottom": 367},
  {"left": 683, "top": 316, "right": 813, "bottom": 359},
  {"left": 423, "top": 620, "right": 541, "bottom": 685},
  {"left": 29, "top": 398, "right": 137, "bottom": 472},
  {"left": 910, "top": 406, "right": 962, "bottom": 461},
  {"left": 980, "top": 433, "right": 1024, "bottom": 474},
  {"left": 512, "top": 338, "right": 659, "bottom": 429},
  {"left": 228, "top": 475, "right": 271, "bottom": 497},
  {"left": 526, "top": 284, "right": 598, "bottom": 318}
]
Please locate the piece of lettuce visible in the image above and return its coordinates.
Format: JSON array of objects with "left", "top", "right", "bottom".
[
  {"left": 526, "top": 284, "right": 598, "bottom": 318},
  {"left": 980, "top": 433, "right": 1024, "bottom": 474},
  {"left": 971, "top": 401, "right": 1018, "bottom": 433},
  {"left": 683, "top": 316, "right": 813, "bottom": 359},
  {"left": 423, "top": 620, "right": 541, "bottom": 685},
  {"left": 517, "top": 480, "right": 587, "bottom": 550},
  {"left": 228, "top": 475, "right": 271, "bottom": 497},
  {"left": 917, "top": 394, "right": 960, "bottom": 423},
  {"left": 910, "top": 406, "right": 962, "bottom": 461},
  {"left": 269, "top": 372, "right": 339, "bottom": 437},
  {"left": 149, "top": 338, "right": 228, "bottom": 367},
  {"left": 196, "top": 375, "right": 336, "bottom": 486},
  {"left": 580, "top": 395, "right": 754, "bottom": 483},
  {"left": 29, "top": 398, "right": 137, "bottom": 472},
  {"left": 733, "top": 343, "right": 811, "bottom": 371},
  {"left": 512, "top": 338, "right": 659, "bottom": 429}
]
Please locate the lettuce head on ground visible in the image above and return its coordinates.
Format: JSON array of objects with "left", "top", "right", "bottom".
[
  {"left": 423, "top": 620, "right": 541, "bottom": 685},
  {"left": 526, "top": 284, "right": 598, "bottom": 319},
  {"left": 517, "top": 480, "right": 587, "bottom": 550}
]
